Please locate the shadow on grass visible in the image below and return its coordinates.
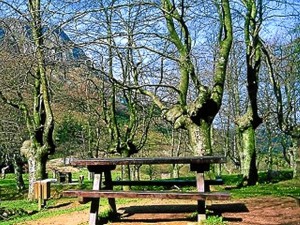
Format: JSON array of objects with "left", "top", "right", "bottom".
[
  {"left": 47, "top": 202, "right": 72, "bottom": 209},
  {"left": 208, "top": 203, "right": 248, "bottom": 223},
  {"left": 22, "top": 202, "right": 72, "bottom": 218},
  {"left": 97, "top": 211, "right": 122, "bottom": 225},
  {"left": 98, "top": 203, "right": 248, "bottom": 224}
]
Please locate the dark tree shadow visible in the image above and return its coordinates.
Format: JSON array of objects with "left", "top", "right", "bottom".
[
  {"left": 25, "top": 202, "right": 72, "bottom": 217},
  {"left": 208, "top": 203, "right": 248, "bottom": 222},
  {"left": 97, "top": 203, "right": 248, "bottom": 224},
  {"left": 47, "top": 202, "right": 72, "bottom": 209}
]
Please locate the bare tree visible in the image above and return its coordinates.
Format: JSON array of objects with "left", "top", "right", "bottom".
[
  {"left": 131, "top": 0, "right": 233, "bottom": 155},
  {"left": 62, "top": 0, "right": 232, "bottom": 157},
  {"left": 264, "top": 32, "right": 300, "bottom": 178},
  {"left": 235, "top": 0, "right": 264, "bottom": 185},
  {"left": 0, "top": 0, "right": 55, "bottom": 199}
]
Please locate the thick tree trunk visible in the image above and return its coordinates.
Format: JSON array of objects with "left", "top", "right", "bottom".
[
  {"left": 291, "top": 138, "right": 300, "bottom": 179},
  {"left": 186, "top": 121, "right": 211, "bottom": 156},
  {"left": 27, "top": 155, "right": 36, "bottom": 200},
  {"left": 22, "top": 140, "right": 48, "bottom": 200},
  {"left": 240, "top": 127, "right": 258, "bottom": 185},
  {"left": 27, "top": 151, "right": 48, "bottom": 200},
  {"left": 121, "top": 151, "right": 131, "bottom": 191},
  {"left": 12, "top": 154, "right": 25, "bottom": 191}
]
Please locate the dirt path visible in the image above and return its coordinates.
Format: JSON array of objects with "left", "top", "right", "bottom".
[{"left": 18, "top": 197, "right": 300, "bottom": 225}]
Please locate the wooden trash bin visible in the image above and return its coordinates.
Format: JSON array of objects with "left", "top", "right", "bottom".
[{"left": 34, "top": 180, "right": 51, "bottom": 210}]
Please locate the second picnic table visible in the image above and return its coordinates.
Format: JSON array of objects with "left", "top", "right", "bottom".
[{"left": 64, "top": 156, "right": 230, "bottom": 225}]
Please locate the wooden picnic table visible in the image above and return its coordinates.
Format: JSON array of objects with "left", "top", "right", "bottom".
[{"left": 64, "top": 156, "right": 229, "bottom": 225}]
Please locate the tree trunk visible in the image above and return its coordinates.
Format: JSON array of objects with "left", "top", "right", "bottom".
[
  {"left": 291, "top": 138, "right": 300, "bottom": 179},
  {"left": 133, "top": 165, "right": 141, "bottom": 180},
  {"left": 120, "top": 151, "right": 131, "bottom": 190},
  {"left": 27, "top": 155, "right": 36, "bottom": 200},
  {"left": 12, "top": 154, "right": 25, "bottom": 191},
  {"left": 172, "top": 164, "right": 179, "bottom": 178},
  {"left": 240, "top": 126, "right": 258, "bottom": 185},
  {"left": 28, "top": 155, "right": 48, "bottom": 199},
  {"left": 237, "top": 0, "right": 262, "bottom": 186},
  {"left": 186, "top": 121, "right": 211, "bottom": 156},
  {"left": 266, "top": 146, "right": 273, "bottom": 182},
  {"left": 23, "top": 141, "right": 48, "bottom": 200}
]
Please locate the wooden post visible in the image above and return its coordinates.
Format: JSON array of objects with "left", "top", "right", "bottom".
[
  {"left": 104, "top": 170, "right": 117, "bottom": 214},
  {"left": 38, "top": 181, "right": 42, "bottom": 211},
  {"left": 196, "top": 172, "right": 206, "bottom": 221},
  {"left": 191, "top": 163, "right": 210, "bottom": 222},
  {"left": 89, "top": 173, "right": 102, "bottom": 225}
]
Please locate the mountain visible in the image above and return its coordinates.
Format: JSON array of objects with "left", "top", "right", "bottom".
[{"left": 0, "top": 19, "right": 89, "bottom": 65}]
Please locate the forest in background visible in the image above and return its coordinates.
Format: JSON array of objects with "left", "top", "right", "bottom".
[{"left": 0, "top": 0, "right": 299, "bottom": 198}]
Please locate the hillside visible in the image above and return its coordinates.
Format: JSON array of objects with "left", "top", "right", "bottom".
[{"left": 0, "top": 19, "right": 88, "bottom": 64}]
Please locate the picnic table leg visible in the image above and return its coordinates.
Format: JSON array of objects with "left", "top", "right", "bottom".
[
  {"left": 191, "top": 163, "right": 209, "bottom": 222},
  {"left": 196, "top": 172, "right": 206, "bottom": 222},
  {"left": 104, "top": 170, "right": 117, "bottom": 214},
  {"left": 89, "top": 173, "right": 102, "bottom": 225}
]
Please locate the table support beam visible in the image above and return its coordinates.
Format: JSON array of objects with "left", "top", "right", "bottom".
[
  {"left": 104, "top": 170, "right": 117, "bottom": 214},
  {"left": 196, "top": 172, "right": 206, "bottom": 222},
  {"left": 89, "top": 173, "right": 101, "bottom": 225}
]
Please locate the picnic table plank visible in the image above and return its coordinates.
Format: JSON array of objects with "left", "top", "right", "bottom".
[
  {"left": 71, "top": 156, "right": 226, "bottom": 167},
  {"left": 64, "top": 189, "right": 230, "bottom": 201},
  {"left": 104, "top": 179, "right": 224, "bottom": 187}
]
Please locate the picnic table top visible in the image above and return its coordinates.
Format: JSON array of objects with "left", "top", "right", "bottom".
[{"left": 70, "top": 156, "right": 226, "bottom": 167}]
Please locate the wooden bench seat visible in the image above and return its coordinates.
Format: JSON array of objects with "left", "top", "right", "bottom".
[
  {"left": 63, "top": 189, "right": 230, "bottom": 203},
  {"left": 105, "top": 179, "right": 223, "bottom": 188}
]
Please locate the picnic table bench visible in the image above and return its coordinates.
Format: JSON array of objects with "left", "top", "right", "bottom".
[
  {"left": 63, "top": 156, "right": 230, "bottom": 225},
  {"left": 104, "top": 178, "right": 224, "bottom": 191},
  {"left": 50, "top": 168, "right": 72, "bottom": 183}
]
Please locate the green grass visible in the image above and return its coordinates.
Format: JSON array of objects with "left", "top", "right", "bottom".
[
  {"left": 188, "top": 213, "right": 227, "bottom": 224},
  {"left": 228, "top": 179, "right": 300, "bottom": 198},
  {"left": 201, "top": 215, "right": 227, "bottom": 225},
  {"left": 220, "top": 170, "right": 299, "bottom": 199},
  {"left": 221, "top": 170, "right": 294, "bottom": 186},
  {"left": 1, "top": 199, "right": 38, "bottom": 212},
  {"left": 0, "top": 174, "right": 29, "bottom": 201}
]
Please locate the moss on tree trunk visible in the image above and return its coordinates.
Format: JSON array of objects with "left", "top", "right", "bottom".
[
  {"left": 186, "top": 121, "right": 212, "bottom": 156},
  {"left": 25, "top": 142, "right": 49, "bottom": 200},
  {"left": 291, "top": 138, "right": 300, "bottom": 179},
  {"left": 240, "top": 126, "right": 258, "bottom": 186},
  {"left": 12, "top": 154, "right": 25, "bottom": 191}
]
